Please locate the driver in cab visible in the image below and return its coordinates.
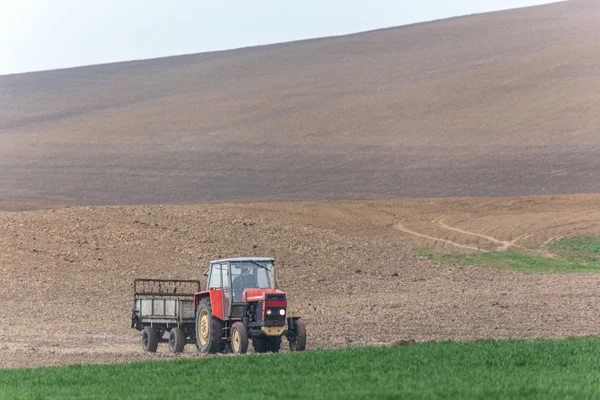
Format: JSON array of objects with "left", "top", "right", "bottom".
[{"left": 232, "top": 267, "right": 258, "bottom": 301}]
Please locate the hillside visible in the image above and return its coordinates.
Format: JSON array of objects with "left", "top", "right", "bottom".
[{"left": 1, "top": 0, "right": 599, "bottom": 205}]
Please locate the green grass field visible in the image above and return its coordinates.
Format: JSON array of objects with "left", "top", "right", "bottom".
[
  {"left": 2, "top": 337, "right": 600, "bottom": 399},
  {"left": 417, "top": 236, "right": 600, "bottom": 274}
]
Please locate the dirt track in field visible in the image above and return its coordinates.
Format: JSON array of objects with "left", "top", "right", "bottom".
[{"left": 1, "top": 195, "right": 600, "bottom": 368}]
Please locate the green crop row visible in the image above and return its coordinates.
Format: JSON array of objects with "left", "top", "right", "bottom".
[
  {"left": 417, "top": 236, "right": 600, "bottom": 274},
  {"left": 2, "top": 337, "right": 600, "bottom": 399}
]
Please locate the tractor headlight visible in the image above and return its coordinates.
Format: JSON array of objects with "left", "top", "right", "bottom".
[
  {"left": 279, "top": 309, "right": 286, "bottom": 316},
  {"left": 266, "top": 309, "right": 272, "bottom": 316}
]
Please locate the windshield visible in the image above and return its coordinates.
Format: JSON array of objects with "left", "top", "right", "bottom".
[{"left": 230, "top": 261, "right": 274, "bottom": 290}]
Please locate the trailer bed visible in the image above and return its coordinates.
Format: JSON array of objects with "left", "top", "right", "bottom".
[{"left": 131, "top": 279, "right": 200, "bottom": 328}]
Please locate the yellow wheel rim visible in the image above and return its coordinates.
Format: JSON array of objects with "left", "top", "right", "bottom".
[
  {"left": 232, "top": 328, "right": 240, "bottom": 352},
  {"left": 199, "top": 309, "right": 209, "bottom": 345}
]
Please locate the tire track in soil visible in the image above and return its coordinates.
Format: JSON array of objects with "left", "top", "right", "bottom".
[
  {"left": 393, "top": 219, "right": 487, "bottom": 252},
  {"left": 393, "top": 212, "right": 579, "bottom": 259},
  {"left": 434, "top": 217, "right": 526, "bottom": 251},
  {"left": 395, "top": 216, "right": 549, "bottom": 254}
]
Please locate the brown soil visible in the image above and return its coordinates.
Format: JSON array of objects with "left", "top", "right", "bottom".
[
  {"left": 2, "top": 194, "right": 600, "bottom": 368},
  {"left": 1, "top": 0, "right": 600, "bottom": 370}
]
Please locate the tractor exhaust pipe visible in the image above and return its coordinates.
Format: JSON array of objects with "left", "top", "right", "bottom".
[{"left": 270, "top": 264, "right": 277, "bottom": 290}]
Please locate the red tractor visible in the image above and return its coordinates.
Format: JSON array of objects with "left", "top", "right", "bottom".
[{"left": 131, "top": 257, "right": 306, "bottom": 354}]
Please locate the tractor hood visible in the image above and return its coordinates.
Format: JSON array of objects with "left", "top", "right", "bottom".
[{"left": 243, "top": 288, "right": 286, "bottom": 302}]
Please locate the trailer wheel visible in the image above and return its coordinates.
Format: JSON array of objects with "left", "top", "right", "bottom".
[
  {"left": 288, "top": 319, "right": 306, "bottom": 351},
  {"left": 141, "top": 326, "right": 159, "bottom": 353},
  {"left": 195, "top": 300, "right": 225, "bottom": 354},
  {"left": 168, "top": 327, "right": 185, "bottom": 354},
  {"left": 230, "top": 322, "right": 248, "bottom": 354}
]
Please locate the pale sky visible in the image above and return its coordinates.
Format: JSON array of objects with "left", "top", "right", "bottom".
[{"left": 0, "top": 0, "right": 559, "bottom": 76}]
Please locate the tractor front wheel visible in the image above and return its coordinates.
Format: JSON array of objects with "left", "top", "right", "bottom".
[
  {"left": 288, "top": 319, "right": 306, "bottom": 351},
  {"left": 230, "top": 322, "right": 248, "bottom": 354},
  {"left": 269, "top": 336, "right": 282, "bottom": 353},
  {"left": 141, "top": 326, "right": 159, "bottom": 353},
  {"left": 252, "top": 336, "right": 281, "bottom": 353},
  {"left": 195, "top": 300, "right": 225, "bottom": 354},
  {"left": 169, "top": 327, "right": 185, "bottom": 354},
  {"left": 252, "top": 337, "right": 269, "bottom": 353}
]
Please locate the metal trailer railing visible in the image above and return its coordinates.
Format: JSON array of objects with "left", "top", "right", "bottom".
[{"left": 132, "top": 279, "right": 201, "bottom": 327}]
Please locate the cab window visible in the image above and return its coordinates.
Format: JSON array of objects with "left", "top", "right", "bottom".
[{"left": 208, "top": 263, "right": 228, "bottom": 289}]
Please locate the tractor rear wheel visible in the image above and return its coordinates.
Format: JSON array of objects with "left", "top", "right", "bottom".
[
  {"left": 195, "top": 300, "right": 225, "bottom": 354},
  {"left": 169, "top": 327, "right": 185, "bottom": 354},
  {"left": 230, "top": 322, "right": 248, "bottom": 354},
  {"left": 288, "top": 319, "right": 306, "bottom": 351},
  {"left": 141, "top": 326, "right": 159, "bottom": 353}
]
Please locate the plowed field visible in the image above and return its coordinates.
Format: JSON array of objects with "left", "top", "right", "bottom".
[
  {"left": 2, "top": 0, "right": 600, "bottom": 370},
  {"left": 2, "top": 194, "right": 600, "bottom": 368}
]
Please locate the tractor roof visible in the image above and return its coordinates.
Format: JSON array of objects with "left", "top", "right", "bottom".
[{"left": 210, "top": 257, "right": 275, "bottom": 264}]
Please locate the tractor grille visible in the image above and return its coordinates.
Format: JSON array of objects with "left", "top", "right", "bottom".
[
  {"left": 265, "top": 308, "right": 286, "bottom": 321},
  {"left": 265, "top": 293, "right": 286, "bottom": 300},
  {"left": 264, "top": 300, "right": 286, "bottom": 321}
]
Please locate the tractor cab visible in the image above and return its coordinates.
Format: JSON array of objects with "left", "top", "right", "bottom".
[
  {"left": 194, "top": 257, "right": 306, "bottom": 354},
  {"left": 208, "top": 258, "right": 279, "bottom": 302}
]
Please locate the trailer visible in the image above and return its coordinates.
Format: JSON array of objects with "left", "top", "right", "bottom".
[{"left": 131, "top": 279, "right": 201, "bottom": 353}]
